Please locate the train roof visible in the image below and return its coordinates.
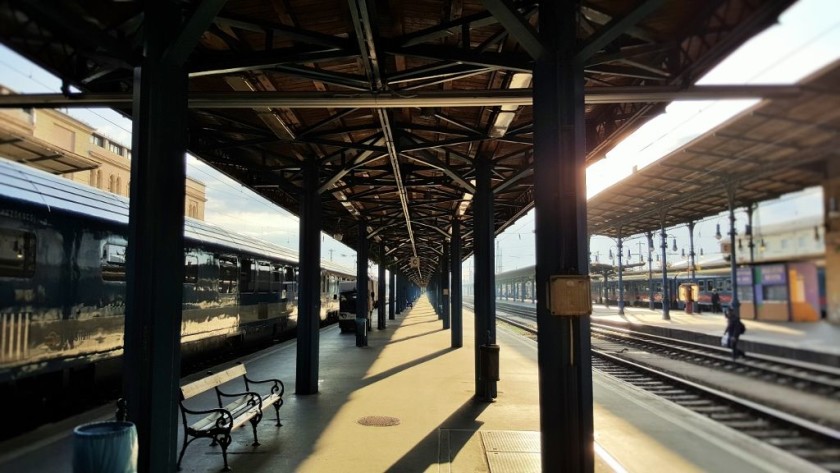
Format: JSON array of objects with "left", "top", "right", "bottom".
[{"left": 0, "top": 157, "right": 354, "bottom": 275}]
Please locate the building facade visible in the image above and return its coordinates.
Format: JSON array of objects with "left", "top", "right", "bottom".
[{"left": 0, "top": 85, "right": 206, "bottom": 220}]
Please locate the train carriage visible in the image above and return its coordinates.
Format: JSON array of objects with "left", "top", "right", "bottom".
[{"left": 0, "top": 158, "right": 355, "bottom": 389}]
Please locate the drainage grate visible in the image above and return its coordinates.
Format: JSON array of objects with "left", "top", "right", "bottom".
[{"left": 357, "top": 416, "right": 401, "bottom": 427}]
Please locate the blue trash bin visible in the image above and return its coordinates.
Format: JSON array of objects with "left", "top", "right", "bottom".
[{"left": 73, "top": 421, "right": 138, "bottom": 473}]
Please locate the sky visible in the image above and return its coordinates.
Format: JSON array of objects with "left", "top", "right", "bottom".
[{"left": 1, "top": 0, "right": 838, "bottom": 281}]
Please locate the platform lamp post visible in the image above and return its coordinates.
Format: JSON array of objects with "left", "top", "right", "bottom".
[
  {"left": 646, "top": 232, "right": 655, "bottom": 311},
  {"left": 746, "top": 203, "right": 756, "bottom": 263},
  {"left": 616, "top": 231, "right": 625, "bottom": 315},
  {"left": 659, "top": 213, "right": 671, "bottom": 321}
]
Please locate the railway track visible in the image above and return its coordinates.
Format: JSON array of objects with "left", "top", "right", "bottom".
[
  {"left": 490, "top": 300, "right": 840, "bottom": 398},
  {"left": 465, "top": 300, "right": 840, "bottom": 472}
]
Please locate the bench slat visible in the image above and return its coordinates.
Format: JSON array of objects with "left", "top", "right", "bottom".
[
  {"left": 188, "top": 395, "right": 258, "bottom": 431},
  {"left": 181, "top": 364, "right": 247, "bottom": 400}
]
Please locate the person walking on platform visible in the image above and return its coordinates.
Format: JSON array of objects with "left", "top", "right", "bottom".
[
  {"left": 723, "top": 309, "right": 746, "bottom": 360},
  {"left": 711, "top": 289, "right": 721, "bottom": 313}
]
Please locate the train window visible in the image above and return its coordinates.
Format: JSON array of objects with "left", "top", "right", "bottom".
[
  {"left": 256, "top": 261, "right": 271, "bottom": 292},
  {"left": 101, "top": 242, "right": 126, "bottom": 281},
  {"left": 240, "top": 259, "right": 254, "bottom": 292},
  {"left": 0, "top": 229, "right": 36, "bottom": 278},
  {"left": 285, "top": 266, "right": 295, "bottom": 282},
  {"left": 184, "top": 255, "right": 199, "bottom": 284},
  {"left": 271, "top": 265, "right": 282, "bottom": 292},
  {"left": 219, "top": 257, "right": 238, "bottom": 293}
]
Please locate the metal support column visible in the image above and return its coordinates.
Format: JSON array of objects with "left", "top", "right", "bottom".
[
  {"left": 534, "top": 1, "right": 593, "bottom": 470},
  {"left": 357, "top": 222, "right": 369, "bottom": 346},
  {"left": 396, "top": 273, "right": 403, "bottom": 314},
  {"left": 297, "top": 157, "right": 322, "bottom": 394},
  {"left": 647, "top": 231, "right": 655, "bottom": 311},
  {"left": 688, "top": 221, "right": 697, "bottom": 282},
  {"left": 660, "top": 220, "right": 670, "bottom": 320},
  {"left": 389, "top": 268, "right": 396, "bottom": 320},
  {"left": 473, "top": 154, "right": 496, "bottom": 401},
  {"left": 442, "top": 240, "right": 451, "bottom": 330},
  {"left": 451, "top": 218, "right": 463, "bottom": 347},
  {"left": 617, "top": 233, "right": 625, "bottom": 315},
  {"left": 123, "top": 2, "right": 188, "bottom": 470},
  {"left": 378, "top": 244, "right": 386, "bottom": 330},
  {"left": 726, "top": 183, "right": 741, "bottom": 318},
  {"left": 747, "top": 204, "right": 756, "bottom": 263},
  {"left": 689, "top": 220, "right": 700, "bottom": 313}
]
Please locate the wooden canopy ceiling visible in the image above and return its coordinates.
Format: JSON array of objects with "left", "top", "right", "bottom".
[{"left": 0, "top": 0, "right": 798, "bottom": 283}]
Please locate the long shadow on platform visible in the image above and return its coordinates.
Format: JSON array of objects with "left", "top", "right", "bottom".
[{"left": 384, "top": 397, "right": 492, "bottom": 472}]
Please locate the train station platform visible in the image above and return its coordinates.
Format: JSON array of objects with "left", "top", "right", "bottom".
[
  {"left": 0, "top": 296, "right": 819, "bottom": 473},
  {"left": 592, "top": 304, "right": 840, "bottom": 367}
]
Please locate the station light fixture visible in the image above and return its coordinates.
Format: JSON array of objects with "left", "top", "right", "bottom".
[
  {"left": 714, "top": 223, "right": 722, "bottom": 240},
  {"left": 671, "top": 237, "right": 677, "bottom": 252}
]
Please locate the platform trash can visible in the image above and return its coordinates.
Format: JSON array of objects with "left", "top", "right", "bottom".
[
  {"left": 355, "top": 318, "right": 368, "bottom": 347},
  {"left": 73, "top": 421, "right": 138, "bottom": 473},
  {"left": 480, "top": 344, "right": 500, "bottom": 381}
]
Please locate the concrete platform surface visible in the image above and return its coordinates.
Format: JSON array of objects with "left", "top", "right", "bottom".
[{"left": 0, "top": 296, "right": 819, "bottom": 472}]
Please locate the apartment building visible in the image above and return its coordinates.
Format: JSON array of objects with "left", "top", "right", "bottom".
[{"left": 0, "top": 85, "right": 206, "bottom": 220}]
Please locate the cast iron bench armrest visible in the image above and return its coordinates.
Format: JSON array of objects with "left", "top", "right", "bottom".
[
  {"left": 244, "top": 375, "right": 285, "bottom": 397},
  {"left": 215, "top": 389, "right": 262, "bottom": 411}
]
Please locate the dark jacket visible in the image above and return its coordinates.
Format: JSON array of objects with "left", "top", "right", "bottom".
[{"left": 725, "top": 317, "right": 745, "bottom": 337}]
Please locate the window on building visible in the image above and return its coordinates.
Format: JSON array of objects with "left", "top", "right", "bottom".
[
  {"left": 116, "top": 177, "right": 122, "bottom": 195},
  {"left": 96, "top": 170, "right": 102, "bottom": 188},
  {"left": 90, "top": 134, "right": 105, "bottom": 147},
  {"left": 89, "top": 169, "right": 96, "bottom": 186},
  {"left": 109, "top": 175, "right": 116, "bottom": 193},
  {"left": 108, "top": 142, "right": 123, "bottom": 156}
]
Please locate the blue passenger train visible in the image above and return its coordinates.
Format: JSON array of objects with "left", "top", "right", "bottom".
[{"left": 0, "top": 158, "right": 355, "bottom": 391}]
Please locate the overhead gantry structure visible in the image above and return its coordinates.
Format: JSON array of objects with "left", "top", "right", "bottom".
[{"left": 0, "top": 0, "right": 798, "bottom": 287}]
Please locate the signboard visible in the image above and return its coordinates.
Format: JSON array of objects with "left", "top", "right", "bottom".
[{"left": 548, "top": 275, "right": 591, "bottom": 316}]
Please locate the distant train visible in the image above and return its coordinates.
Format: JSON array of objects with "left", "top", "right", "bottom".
[
  {"left": 0, "top": 158, "right": 356, "bottom": 388},
  {"left": 495, "top": 256, "right": 825, "bottom": 320},
  {"left": 591, "top": 265, "right": 735, "bottom": 312}
]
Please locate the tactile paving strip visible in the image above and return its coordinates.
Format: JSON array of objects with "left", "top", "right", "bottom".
[{"left": 481, "top": 431, "right": 541, "bottom": 472}]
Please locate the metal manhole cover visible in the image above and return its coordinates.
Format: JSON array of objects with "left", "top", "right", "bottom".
[{"left": 357, "top": 416, "right": 400, "bottom": 427}]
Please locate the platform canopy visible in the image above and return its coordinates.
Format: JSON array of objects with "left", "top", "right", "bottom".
[
  {"left": 588, "top": 61, "right": 840, "bottom": 239},
  {"left": 0, "top": 0, "right": 800, "bottom": 284}
]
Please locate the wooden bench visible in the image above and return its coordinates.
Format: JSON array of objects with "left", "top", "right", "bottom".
[{"left": 177, "top": 363, "right": 284, "bottom": 471}]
